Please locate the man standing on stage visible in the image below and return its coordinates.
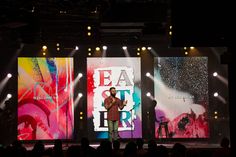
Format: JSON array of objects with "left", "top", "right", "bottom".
[{"left": 104, "top": 87, "right": 127, "bottom": 142}]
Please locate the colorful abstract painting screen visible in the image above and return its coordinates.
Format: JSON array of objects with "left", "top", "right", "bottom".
[
  {"left": 154, "top": 57, "right": 209, "bottom": 138},
  {"left": 18, "top": 57, "right": 74, "bottom": 140},
  {"left": 87, "top": 57, "right": 142, "bottom": 139}
]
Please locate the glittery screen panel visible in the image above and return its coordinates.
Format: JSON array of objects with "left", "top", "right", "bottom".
[{"left": 154, "top": 57, "right": 209, "bottom": 138}]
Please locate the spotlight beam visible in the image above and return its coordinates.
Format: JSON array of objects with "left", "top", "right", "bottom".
[
  {"left": 0, "top": 95, "right": 12, "bottom": 110},
  {"left": 102, "top": 50, "right": 107, "bottom": 57},
  {"left": 123, "top": 49, "right": 130, "bottom": 57},
  {"left": 217, "top": 95, "right": 227, "bottom": 104},
  {"left": 149, "top": 48, "right": 158, "bottom": 57},
  {"left": 102, "top": 47, "right": 107, "bottom": 57},
  {"left": 74, "top": 94, "right": 83, "bottom": 108},
  {"left": 146, "top": 92, "right": 155, "bottom": 100},
  {"left": 69, "top": 49, "right": 77, "bottom": 56},
  {"left": 216, "top": 74, "right": 228, "bottom": 86},
  {"left": 73, "top": 73, "right": 83, "bottom": 87},
  {"left": 0, "top": 76, "right": 11, "bottom": 95}
]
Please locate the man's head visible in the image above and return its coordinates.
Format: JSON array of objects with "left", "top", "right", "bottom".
[
  {"left": 152, "top": 100, "right": 157, "bottom": 107},
  {"left": 109, "top": 87, "right": 116, "bottom": 97}
]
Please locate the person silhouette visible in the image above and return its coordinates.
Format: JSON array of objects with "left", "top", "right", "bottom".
[
  {"left": 147, "top": 100, "right": 158, "bottom": 139},
  {"left": 149, "top": 100, "right": 169, "bottom": 138}
]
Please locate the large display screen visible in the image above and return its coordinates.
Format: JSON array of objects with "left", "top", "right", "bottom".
[
  {"left": 18, "top": 57, "right": 74, "bottom": 140},
  {"left": 154, "top": 57, "right": 209, "bottom": 138},
  {"left": 87, "top": 57, "right": 142, "bottom": 139}
]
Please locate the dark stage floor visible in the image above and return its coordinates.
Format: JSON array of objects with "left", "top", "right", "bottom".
[{"left": 23, "top": 140, "right": 220, "bottom": 151}]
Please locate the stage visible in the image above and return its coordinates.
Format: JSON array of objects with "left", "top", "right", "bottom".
[{"left": 22, "top": 140, "right": 221, "bottom": 151}]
